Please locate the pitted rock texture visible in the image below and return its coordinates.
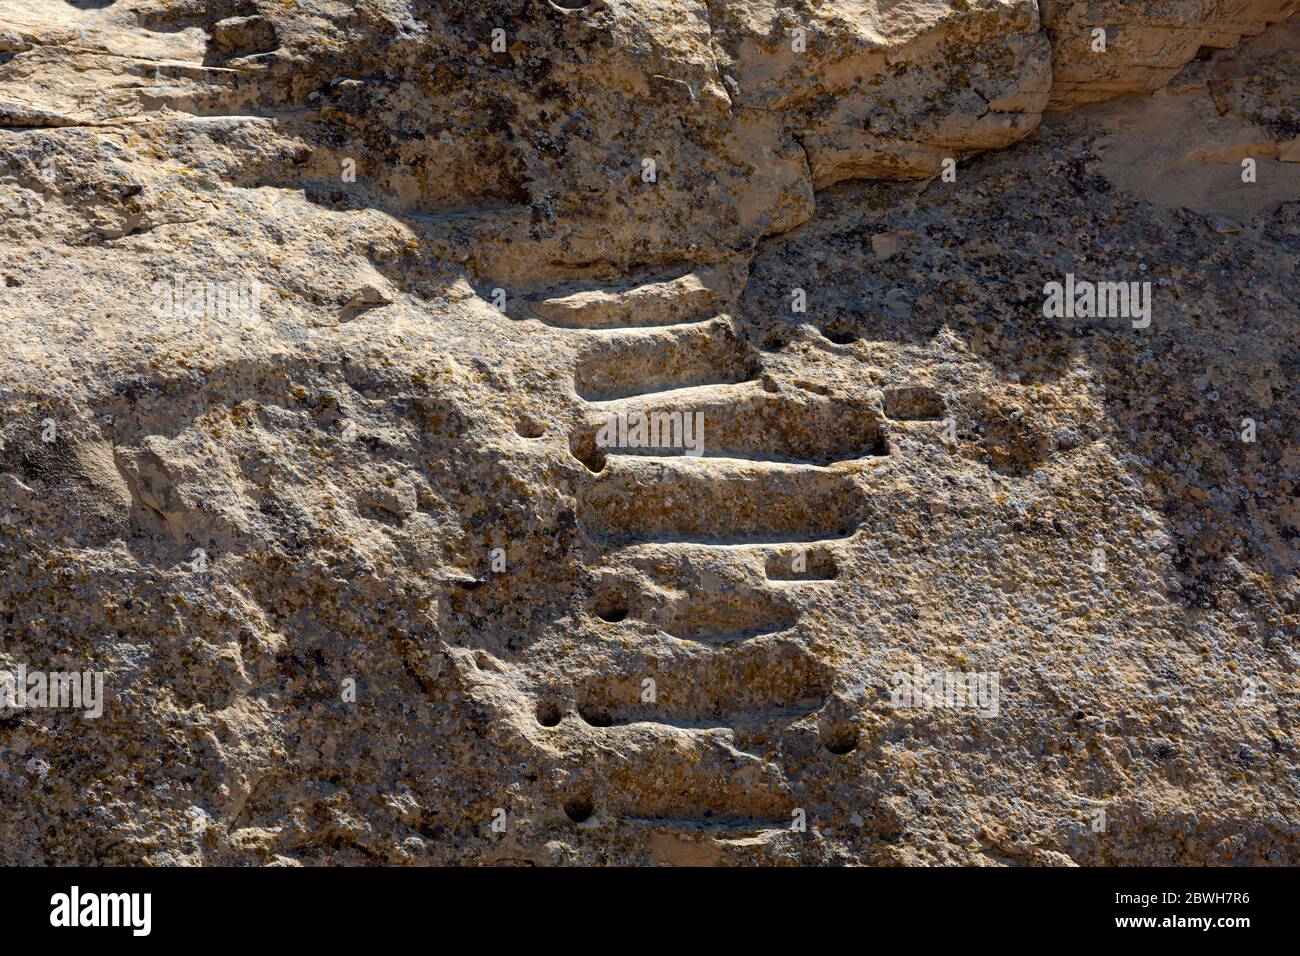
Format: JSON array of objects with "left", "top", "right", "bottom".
[
  {"left": 1041, "top": 0, "right": 1300, "bottom": 107},
  {"left": 0, "top": 0, "right": 1296, "bottom": 866}
]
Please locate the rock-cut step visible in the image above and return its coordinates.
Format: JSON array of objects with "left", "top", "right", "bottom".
[
  {"left": 529, "top": 267, "right": 732, "bottom": 330},
  {"left": 564, "top": 639, "right": 831, "bottom": 729},
  {"left": 577, "top": 456, "right": 868, "bottom": 545},
  {"left": 572, "top": 319, "right": 759, "bottom": 402},
  {"left": 663, "top": 586, "right": 798, "bottom": 644},
  {"left": 570, "top": 725, "right": 796, "bottom": 825},
  {"left": 569, "top": 380, "right": 887, "bottom": 471}
]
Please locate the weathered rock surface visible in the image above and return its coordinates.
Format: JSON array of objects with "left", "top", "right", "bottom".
[
  {"left": 0, "top": 0, "right": 1296, "bottom": 865},
  {"left": 1042, "top": 0, "right": 1299, "bottom": 107}
]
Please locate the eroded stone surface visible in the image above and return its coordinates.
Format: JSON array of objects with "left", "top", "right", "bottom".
[
  {"left": 0, "top": 0, "right": 1296, "bottom": 865},
  {"left": 1042, "top": 0, "right": 1300, "bottom": 107}
]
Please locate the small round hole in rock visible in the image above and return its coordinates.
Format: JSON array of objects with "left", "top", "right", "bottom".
[
  {"left": 821, "top": 721, "right": 859, "bottom": 755},
  {"left": 515, "top": 417, "right": 545, "bottom": 438},
  {"left": 535, "top": 701, "right": 562, "bottom": 727},
  {"left": 569, "top": 432, "right": 606, "bottom": 473},
  {"left": 592, "top": 589, "right": 629, "bottom": 623},
  {"left": 563, "top": 795, "right": 593, "bottom": 823}
]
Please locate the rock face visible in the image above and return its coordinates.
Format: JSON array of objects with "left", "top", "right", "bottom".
[
  {"left": 1042, "top": 0, "right": 1300, "bottom": 107},
  {"left": 0, "top": 1, "right": 1296, "bottom": 865}
]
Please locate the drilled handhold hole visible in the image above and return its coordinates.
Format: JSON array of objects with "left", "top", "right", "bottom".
[
  {"left": 821, "top": 721, "right": 859, "bottom": 755},
  {"left": 592, "top": 588, "right": 628, "bottom": 623},
  {"left": 535, "top": 701, "right": 562, "bottom": 727},
  {"left": 515, "top": 417, "right": 545, "bottom": 438},
  {"left": 564, "top": 794, "right": 594, "bottom": 823},
  {"left": 569, "top": 431, "right": 606, "bottom": 472}
]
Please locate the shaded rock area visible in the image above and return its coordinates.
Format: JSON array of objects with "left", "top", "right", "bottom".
[{"left": 0, "top": 0, "right": 1296, "bottom": 865}]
